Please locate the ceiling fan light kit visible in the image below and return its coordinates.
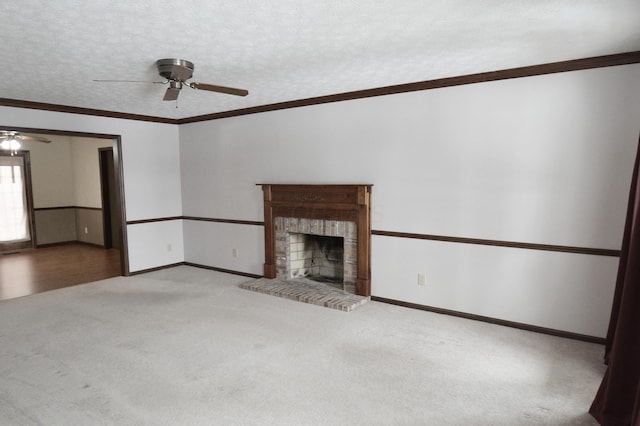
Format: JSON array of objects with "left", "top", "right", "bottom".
[
  {"left": 0, "top": 131, "right": 51, "bottom": 155},
  {"left": 0, "top": 139, "right": 20, "bottom": 152}
]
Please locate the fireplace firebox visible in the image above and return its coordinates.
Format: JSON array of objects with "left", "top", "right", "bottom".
[{"left": 288, "top": 233, "right": 344, "bottom": 283}]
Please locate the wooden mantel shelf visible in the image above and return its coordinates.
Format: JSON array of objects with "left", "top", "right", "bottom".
[{"left": 259, "top": 184, "right": 373, "bottom": 296}]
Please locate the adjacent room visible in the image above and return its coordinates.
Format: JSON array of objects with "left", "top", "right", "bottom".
[
  {"left": 1, "top": 1, "right": 639, "bottom": 424},
  {"left": 0, "top": 133, "right": 122, "bottom": 300}
]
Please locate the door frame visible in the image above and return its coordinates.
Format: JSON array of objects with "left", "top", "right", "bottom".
[{"left": 0, "top": 125, "right": 129, "bottom": 275}]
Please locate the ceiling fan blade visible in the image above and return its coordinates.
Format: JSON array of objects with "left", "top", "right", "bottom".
[
  {"left": 17, "top": 134, "right": 51, "bottom": 143},
  {"left": 163, "top": 87, "right": 181, "bottom": 101},
  {"left": 190, "top": 82, "right": 248, "bottom": 97},
  {"left": 93, "top": 79, "right": 164, "bottom": 84},
  {"left": 0, "top": 132, "right": 51, "bottom": 143}
]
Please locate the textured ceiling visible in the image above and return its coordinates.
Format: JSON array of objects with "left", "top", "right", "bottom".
[{"left": 1, "top": 0, "right": 639, "bottom": 120}]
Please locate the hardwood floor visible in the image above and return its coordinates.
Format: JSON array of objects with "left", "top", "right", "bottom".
[{"left": 0, "top": 244, "right": 121, "bottom": 301}]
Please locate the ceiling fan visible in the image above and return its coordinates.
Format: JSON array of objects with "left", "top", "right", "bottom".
[
  {"left": 0, "top": 131, "right": 51, "bottom": 154},
  {"left": 94, "top": 58, "right": 249, "bottom": 101}
]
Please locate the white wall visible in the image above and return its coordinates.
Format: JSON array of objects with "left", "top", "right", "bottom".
[
  {"left": 126, "top": 220, "right": 184, "bottom": 271},
  {"left": 372, "top": 236, "right": 619, "bottom": 336},
  {"left": 183, "top": 220, "right": 264, "bottom": 274},
  {"left": 0, "top": 108, "right": 185, "bottom": 271},
  {"left": 179, "top": 63, "right": 640, "bottom": 337}
]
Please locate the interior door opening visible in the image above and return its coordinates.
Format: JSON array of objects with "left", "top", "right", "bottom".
[{"left": 0, "top": 126, "right": 128, "bottom": 279}]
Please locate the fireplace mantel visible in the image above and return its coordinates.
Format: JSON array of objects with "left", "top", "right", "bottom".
[{"left": 259, "top": 184, "right": 373, "bottom": 296}]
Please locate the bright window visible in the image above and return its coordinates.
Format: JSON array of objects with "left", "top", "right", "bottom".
[{"left": 0, "top": 155, "right": 30, "bottom": 242}]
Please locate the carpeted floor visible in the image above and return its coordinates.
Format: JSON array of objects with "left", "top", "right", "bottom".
[{"left": 0, "top": 266, "right": 603, "bottom": 425}]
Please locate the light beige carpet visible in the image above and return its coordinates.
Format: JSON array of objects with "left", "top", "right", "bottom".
[{"left": 0, "top": 266, "right": 603, "bottom": 425}]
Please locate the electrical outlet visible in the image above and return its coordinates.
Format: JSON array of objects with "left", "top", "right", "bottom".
[
  {"left": 418, "top": 273, "right": 426, "bottom": 286},
  {"left": 167, "top": 244, "right": 172, "bottom": 252},
  {"left": 84, "top": 227, "right": 88, "bottom": 234},
  {"left": 232, "top": 248, "right": 239, "bottom": 258}
]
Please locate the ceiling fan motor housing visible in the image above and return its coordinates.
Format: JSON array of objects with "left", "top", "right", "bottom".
[{"left": 156, "top": 58, "right": 194, "bottom": 81}]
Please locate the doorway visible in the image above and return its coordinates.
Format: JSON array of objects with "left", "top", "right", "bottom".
[{"left": 0, "top": 151, "right": 35, "bottom": 253}]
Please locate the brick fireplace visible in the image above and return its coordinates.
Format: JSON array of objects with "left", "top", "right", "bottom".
[{"left": 259, "top": 184, "right": 373, "bottom": 296}]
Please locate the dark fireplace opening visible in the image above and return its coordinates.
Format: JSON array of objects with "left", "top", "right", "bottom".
[{"left": 289, "top": 233, "right": 344, "bottom": 284}]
